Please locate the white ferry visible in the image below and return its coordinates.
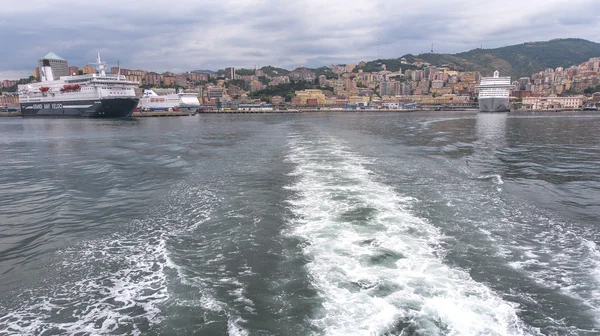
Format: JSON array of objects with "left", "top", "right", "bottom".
[
  {"left": 18, "top": 53, "right": 139, "bottom": 118},
  {"left": 138, "top": 89, "right": 200, "bottom": 112},
  {"left": 477, "top": 70, "right": 513, "bottom": 112}
]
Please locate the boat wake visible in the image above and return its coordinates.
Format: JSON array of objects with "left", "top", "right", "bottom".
[{"left": 284, "top": 134, "right": 534, "bottom": 336}]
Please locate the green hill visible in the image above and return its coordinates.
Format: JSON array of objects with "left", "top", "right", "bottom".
[
  {"left": 260, "top": 66, "right": 290, "bottom": 77},
  {"left": 409, "top": 38, "right": 600, "bottom": 79},
  {"left": 354, "top": 59, "right": 419, "bottom": 73}
]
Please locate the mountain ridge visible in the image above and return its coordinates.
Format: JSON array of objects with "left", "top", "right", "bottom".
[
  {"left": 228, "top": 38, "right": 600, "bottom": 80},
  {"left": 367, "top": 38, "right": 600, "bottom": 79}
]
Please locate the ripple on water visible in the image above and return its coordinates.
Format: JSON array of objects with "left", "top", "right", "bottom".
[{"left": 0, "top": 183, "right": 218, "bottom": 335}]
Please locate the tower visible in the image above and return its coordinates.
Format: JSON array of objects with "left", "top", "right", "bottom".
[{"left": 38, "top": 52, "right": 69, "bottom": 79}]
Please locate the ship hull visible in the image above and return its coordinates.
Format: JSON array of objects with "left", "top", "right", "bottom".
[
  {"left": 20, "top": 97, "right": 139, "bottom": 118},
  {"left": 478, "top": 97, "right": 510, "bottom": 112}
]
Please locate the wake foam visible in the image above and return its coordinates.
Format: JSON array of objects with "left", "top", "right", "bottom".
[
  {"left": 0, "top": 185, "right": 218, "bottom": 335},
  {"left": 285, "top": 135, "right": 534, "bottom": 336}
]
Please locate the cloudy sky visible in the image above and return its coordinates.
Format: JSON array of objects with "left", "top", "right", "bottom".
[{"left": 1, "top": 0, "right": 599, "bottom": 79}]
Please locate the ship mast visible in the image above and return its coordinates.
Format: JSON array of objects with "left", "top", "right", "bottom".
[{"left": 91, "top": 52, "right": 107, "bottom": 76}]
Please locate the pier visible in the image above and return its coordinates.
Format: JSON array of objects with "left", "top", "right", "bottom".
[{"left": 132, "top": 111, "right": 196, "bottom": 117}]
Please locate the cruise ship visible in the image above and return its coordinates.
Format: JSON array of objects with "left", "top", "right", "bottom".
[
  {"left": 18, "top": 53, "right": 139, "bottom": 118},
  {"left": 477, "top": 70, "right": 513, "bottom": 112},
  {"left": 138, "top": 89, "right": 200, "bottom": 112}
]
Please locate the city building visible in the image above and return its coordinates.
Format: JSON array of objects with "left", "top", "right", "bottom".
[
  {"left": 207, "top": 86, "right": 224, "bottom": 100},
  {"left": 68, "top": 66, "right": 79, "bottom": 76},
  {"left": 38, "top": 52, "right": 69, "bottom": 78},
  {"left": 522, "top": 95, "right": 584, "bottom": 110},
  {"left": 145, "top": 72, "right": 161, "bottom": 86},
  {"left": 289, "top": 68, "right": 316, "bottom": 82},
  {"left": 318, "top": 75, "right": 327, "bottom": 87},
  {"left": 294, "top": 89, "right": 326, "bottom": 105},
  {"left": 270, "top": 96, "right": 285, "bottom": 104},
  {"left": 431, "top": 80, "right": 445, "bottom": 89},
  {"left": 1, "top": 80, "right": 17, "bottom": 88},
  {"left": 225, "top": 67, "right": 235, "bottom": 80},
  {"left": 0, "top": 92, "right": 19, "bottom": 105},
  {"left": 81, "top": 65, "right": 94, "bottom": 75}
]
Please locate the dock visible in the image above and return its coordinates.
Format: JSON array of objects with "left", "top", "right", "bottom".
[
  {"left": 132, "top": 111, "right": 196, "bottom": 117},
  {"left": 0, "top": 112, "right": 20, "bottom": 117},
  {"left": 200, "top": 109, "right": 300, "bottom": 113}
]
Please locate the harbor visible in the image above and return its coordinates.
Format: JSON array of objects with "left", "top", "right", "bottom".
[{"left": 2, "top": 111, "right": 600, "bottom": 334}]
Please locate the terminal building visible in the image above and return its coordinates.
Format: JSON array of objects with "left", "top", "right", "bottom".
[{"left": 38, "top": 52, "right": 69, "bottom": 79}]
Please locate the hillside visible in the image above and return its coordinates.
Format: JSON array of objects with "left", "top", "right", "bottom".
[
  {"left": 354, "top": 59, "right": 419, "bottom": 73},
  {"left": 259, "top": 66, "right": 290, "bottom": 77},
  {"left": 410, "top": 38, "right": 600, "bottom": 79}
]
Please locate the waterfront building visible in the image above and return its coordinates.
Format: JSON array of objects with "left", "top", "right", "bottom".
[
  {"left": 522, "top": 95, "right": 584, "bottom": 110},
  {"left": 270, "top": 96, "right": 284, "bottom": 105},
  {"left": 38, "top": 52, "right": 70, "bottom": 78},
  {"left": 38, "top": 52, "right": 69, "bottom": 79},
  {"left": 294, "top": 89, "right": 326, "bottom": 105},
  {"left": 1, "top": 92, "right": 19, "bottom": 105}
]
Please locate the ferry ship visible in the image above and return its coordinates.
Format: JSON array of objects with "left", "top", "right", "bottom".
[
  {"left": 138, "top": 89, "right": 200, "bottom": 112},
  {"left": 477, "top": 70, "right": 513, "bottom": 112},
  {"left": 18, "top": 53, "right": 139, "bottom": 118}
]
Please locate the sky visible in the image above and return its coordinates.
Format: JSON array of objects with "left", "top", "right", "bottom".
[{"left": 1, "top": 0, "right": 600, "bottom": 79}]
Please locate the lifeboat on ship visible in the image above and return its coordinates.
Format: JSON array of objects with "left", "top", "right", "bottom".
[{"left": 39, "top": 86, "right": 50, "bottom": 92}]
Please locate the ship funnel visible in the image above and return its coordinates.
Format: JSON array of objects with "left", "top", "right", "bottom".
[{"left": 40, "top": 59, "right": 54, "bottom": 82}]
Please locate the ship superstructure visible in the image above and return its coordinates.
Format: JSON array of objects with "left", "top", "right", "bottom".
[
  {"left": 18, "top": 53, "right": 139, "bottom": 118},
  {"left": 477, "top": 70, "right": 513, "bottom": 112},
  {"left": 138, "top": 89, "right": 200, "bottom": 112}
]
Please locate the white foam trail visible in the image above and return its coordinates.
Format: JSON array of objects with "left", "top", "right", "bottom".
[
  {"left": 228, "top": 316, "right": 250, "bottom": 336},
  {"left": 0, "top": 184, "right": 219, "bottom": 335},
  {"left": 285, "top": 135, "right": 533, "bottom": 336}
]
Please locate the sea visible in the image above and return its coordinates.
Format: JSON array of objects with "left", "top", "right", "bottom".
[{"left": 0, "top": 111, "right": 599, "bottom": 336}]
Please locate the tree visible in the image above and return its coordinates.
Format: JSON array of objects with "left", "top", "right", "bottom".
[{"left": 235, "top": 69, "right": 255, "bottom": 76}]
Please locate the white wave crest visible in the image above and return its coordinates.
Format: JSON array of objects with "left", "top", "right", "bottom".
[{"left": 285, "top": 135, "right": 532, "bottom": 336}]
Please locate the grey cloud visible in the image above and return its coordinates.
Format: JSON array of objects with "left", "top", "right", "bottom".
[{"left": 0, "top": 0, "right": 599, "bottom": 78}]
